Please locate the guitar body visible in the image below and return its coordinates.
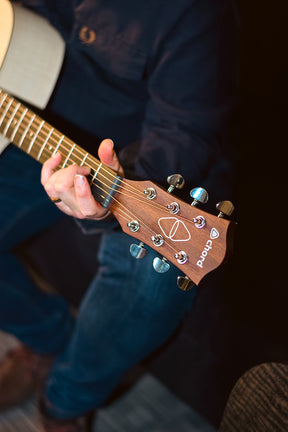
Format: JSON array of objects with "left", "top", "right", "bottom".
[
  {"left": 0, "top": 1, "right": 65, "bottom": 152},
  {"left": 0, "top": 0, "right": 13, "bottom": 69},
  {"left": 0, "top": 1, "right": 65, "bottom": 110}
]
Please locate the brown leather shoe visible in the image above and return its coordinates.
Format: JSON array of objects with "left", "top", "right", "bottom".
[{"left": 0, "top": 345, "right": 53, "bottom": 411}]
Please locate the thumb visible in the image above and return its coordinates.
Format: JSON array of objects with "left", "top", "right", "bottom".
[{"left": 98, "top": 139, "right": 124, "bottom": 176}]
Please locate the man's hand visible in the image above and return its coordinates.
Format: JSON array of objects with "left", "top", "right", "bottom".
[{"left": 41, "top": 138, "right": 124, "bottom": 219}]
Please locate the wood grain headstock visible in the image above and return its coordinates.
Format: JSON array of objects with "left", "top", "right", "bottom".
[{"left": 111, "top": 178, "right": 236, "bottom": 289}]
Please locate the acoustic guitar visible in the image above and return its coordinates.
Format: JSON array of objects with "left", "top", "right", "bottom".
[{"left": 0, "top": 1, "right": 236, "bottom": 291}]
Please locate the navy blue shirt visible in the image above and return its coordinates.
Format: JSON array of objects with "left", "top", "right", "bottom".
[{"left": 18, "top": 0, "right": 238, "bottom": 204}]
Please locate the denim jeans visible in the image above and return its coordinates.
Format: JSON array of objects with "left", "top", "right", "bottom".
[
  {"left": 0, "top": 145, "right": 197, "bottom": 418},
  {"left": 0, "top": 145, "right": 73, "bottom": 352}
]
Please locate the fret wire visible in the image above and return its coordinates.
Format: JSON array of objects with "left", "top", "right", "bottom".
[
  {"left": 37, "top": 127, "right": 54, "bottom": 161},
  {"left": 3, "top": 102, "right": 20, "bottom": 136},
  {"left": 52, "top": 134, "right": 65, "bottom": 156},
  {"left": 27, "top": 120, "right": 45, "bottom": 154},
  {"left": 90, "top": 162, "right": 103, "bottom": 183},
  {"left": 80, "top": 152, "right": 89, "bottom": 166},
  {"left": 0, "top": 97, "right": 13, "bottom": 128},
  {"left": 0, "top": 92, "right": 7, "bottom": 110},
  {"left": 62, "top": 143, "right": 76, "bottom": 167},
  {"left": 10, "top": 107, "right": 28, "bottom": 142},
  {"left": 18, "top": 114, "right": 36, "bottom": 148}
]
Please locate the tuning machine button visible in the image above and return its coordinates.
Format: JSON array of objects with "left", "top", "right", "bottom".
[
  {"left": 167, "top": 174, "right": 185, "bottom": 193},
  {"left": 144, "top": 187, "right": 156, "bottom": 200},
  {"left": 153, "top": 257, "right": 170, "bottom": 273},
  {"left": 151, "top": 234, "right": 164, "bottom": 247},
  {"left": 130, "top": 242, "right": 148, "bottom": 259},
  {"left": 193, "top": 215, "right": 206, "bottom": 229},
  {"left": 190, "top": 187, "right": 208, "bottom": 206},
  {"left": 216, "top": 200, "right": 234, "bottom": 218},
  {"left": 127, "top": 220, "right": 140, "bottom": 232},
  {"left": 175, "top": 251, "right": 188, "bottom": 265},
  {"left": 177, "top": 276, "right": 195, "bottom": 291},
  {"left": 167, "top": 202, "right": 180, "bottom": 214}
]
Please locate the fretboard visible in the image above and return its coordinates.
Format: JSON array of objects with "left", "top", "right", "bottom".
[{"left": 0, "top": 88, "right": 120, "bottom": 208}]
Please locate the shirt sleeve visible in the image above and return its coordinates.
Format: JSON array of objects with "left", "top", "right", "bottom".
[{"left": 124, "top": 0, "right": 239, "bottom": 207}]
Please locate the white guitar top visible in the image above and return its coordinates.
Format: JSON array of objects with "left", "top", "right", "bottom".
[{"left": 0, "top": 0, "right": 65, "bottom": 152}]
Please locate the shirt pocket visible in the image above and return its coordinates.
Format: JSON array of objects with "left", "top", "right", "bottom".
[{"left": 73, "top": 21, "right": 147, "bottom": 81}]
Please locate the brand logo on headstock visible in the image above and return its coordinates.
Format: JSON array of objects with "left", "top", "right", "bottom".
[
  {"left": 197, "top": 228, "right": 220, "bottom": 269},
  {"left": 158, "top": 217, "right": 191, "bottom": 242}
]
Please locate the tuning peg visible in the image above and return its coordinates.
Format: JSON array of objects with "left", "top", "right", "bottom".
[
  {"left": 167, "top": 174, "right": 185, "bottom": 193},
  {"left": 177, "top": 276, "right": 195, "bottom": 291},
  {"left": 190, "top": 187, "right": 209, "bottom": 206},
  {"left": 216, "top": 200, "right": 234, "bottom": 218},
  {"left": 130, "top": 242, "right": 148, "bottom": 259},
  {"left": 153, "top": 257, "right": 170, "bottom": 273}
]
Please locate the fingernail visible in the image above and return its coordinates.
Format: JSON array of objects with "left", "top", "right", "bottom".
[
  {"left": 52, "top": 152, "right": 60, "bottom": 158},
  {"left": 75, "top": 174, "right": 85, "bottom": 186}
]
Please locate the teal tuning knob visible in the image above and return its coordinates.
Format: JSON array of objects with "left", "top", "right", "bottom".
[
  {"left": 190, "top": 187, "right": 208, "bottom": 206},
  {"left": 130, "top": 242, "right": 148, "bottom": 259},
  {"left": 153, "top": 257, "right": 170, "bottom": 273}
]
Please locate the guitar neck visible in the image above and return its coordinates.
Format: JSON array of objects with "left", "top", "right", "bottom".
[
  {"left": 0, "top": 90, "right": 235, "bottom": 287},
  {"left": 0, "top": 89, "right": 119, "bottom": 208}
]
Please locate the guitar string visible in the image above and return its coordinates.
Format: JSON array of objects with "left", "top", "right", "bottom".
[
  {"left": 0, "top": 96, "right": 169, "bottom": 207},
  {"left": 0, "top": 97, "right": 200, "bottom": 266},
  {"left": 0, "top": 93, "right": 200, "bottom": 242},
  {"left": 0, "top": 92, "right": 149, "bottom": 199},
  {"left": 0, "top": 94, "right": 211, "bottom": 274},
  {"left": 0, "top": 97, "right": 191, "bottom": 259},
  {"left": 0, "top": 93, "right": 179, "bottom": 215},
  {"left": 0, "top": 104, "right": 183, "bottom": 258},
  {"left": 0, "top": 96, "right": 183, "bottom": 217},
  {"left": 0, "top": 92, "right": 129, "bottom": 185},
  {"left": 10, "top": 118, "right": 174, "bottom": 216},
  {"left": 0, "top": 94, "right": 199, "bottom": 236}
]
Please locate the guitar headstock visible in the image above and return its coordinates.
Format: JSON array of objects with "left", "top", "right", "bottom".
[{"left": 111, "top": 176, "right": 236, "bottom": 290}]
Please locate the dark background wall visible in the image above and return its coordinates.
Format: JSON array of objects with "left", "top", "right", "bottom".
[{"left": 150, "top": 0, "right": 288, "bottom": 426}]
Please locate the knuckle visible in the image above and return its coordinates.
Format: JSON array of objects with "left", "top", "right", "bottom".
[
  {"left": 44, "top": 183, "right": 53, "bottom": 195},
  {"left": 54, "top": 180, "right": 66, "bottom": 194}
]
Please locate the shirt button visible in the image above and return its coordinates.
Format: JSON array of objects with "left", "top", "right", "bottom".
[{"left": 79, "top": 26, "right": 96, "bottom": 45}]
